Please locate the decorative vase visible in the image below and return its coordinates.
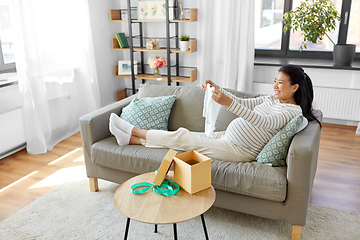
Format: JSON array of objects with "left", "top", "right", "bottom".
[
  {"left": 333, "top": 44, "right": 356, "bottom": 67},
  {"left": 146, "top": 39, "right": 160, "bottom": 50},
  {"left": 180, "top": 41, "right": 189, "bottom": 51},
  {"left": 154, "top": 66, "right": 160, "bottom": 78}
]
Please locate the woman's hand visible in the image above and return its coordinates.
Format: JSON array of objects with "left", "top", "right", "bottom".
[
  {"left": 212, "top": 89, "right": 233, "bottom": 107},
  {"left": 201, "top": 80, "right": 219, "bottom": 90}
]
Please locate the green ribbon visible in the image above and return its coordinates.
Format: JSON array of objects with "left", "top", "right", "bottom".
[{"left": 131, "top": 170, "right": 180, "bottom": 197}]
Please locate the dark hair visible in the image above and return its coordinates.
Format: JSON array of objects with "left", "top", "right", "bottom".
[{"left": 279, "top": 64, "right": 322, "bottom": 127}]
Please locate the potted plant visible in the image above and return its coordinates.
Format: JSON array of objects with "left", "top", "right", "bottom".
[
  {"left": 180, "top": 35, "right": 190, "bottom": 51},
  {"left": 282, "top": 0, "right": 356, "bottom": 67}
]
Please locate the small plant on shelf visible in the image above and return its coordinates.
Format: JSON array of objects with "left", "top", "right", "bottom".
[
  {"left": 180, "top": 35, "right": 190, "bottom": 41},
  {"left": 180, "top": 35, "right": 190, "bottom": 51}
]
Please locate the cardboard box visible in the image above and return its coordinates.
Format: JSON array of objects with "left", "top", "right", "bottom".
[
  {"left": 153, "top": 149, "right": 177, "bottom": 186},
  {"left": 173, "top": 150, "right": 211, "bottom": 194}
]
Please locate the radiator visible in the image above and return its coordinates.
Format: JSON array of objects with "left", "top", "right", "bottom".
[
  {"left": 253, "top": 83, "right": 360, "bottom": 122},
  {"left": 0, "top": 108, "right": 26, "bottom": 156}
]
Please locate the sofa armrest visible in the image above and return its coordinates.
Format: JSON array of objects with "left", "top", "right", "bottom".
[
  {"left": 284, "top": 119, "right": 322, "bottom": 225},
  {"left": 79, "top": 95, "right": 136, "bottom": 164}
]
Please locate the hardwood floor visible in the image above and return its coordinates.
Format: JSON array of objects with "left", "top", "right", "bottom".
[
  {"left": 0, "top": 132, "right": 85, "bottom": 222},
  {"left": 310, "top": 123, "right": 360, "bottom": 213},
  {"left": 0, "top": 123, "right": 359, "bottom": 222}
]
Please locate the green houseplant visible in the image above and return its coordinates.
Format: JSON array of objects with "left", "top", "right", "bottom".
[
  {"left": 282, "top": 0, "right": 356, "bottom": 66},
  {"left": 180, "top": 35, "right": 190, "bottom": 41},
  {"left": 180, "top": 35, "right": 190, "bottom": 51}
]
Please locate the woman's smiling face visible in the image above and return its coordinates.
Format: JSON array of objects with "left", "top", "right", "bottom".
[{"left": 273, "top": 71, "right": 299, "bottom": 105}]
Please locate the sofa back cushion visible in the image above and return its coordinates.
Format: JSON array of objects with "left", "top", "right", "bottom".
[
  {"left": 137, "top": 84, "right": 261, "bottom": 132},
  {"left": 120, "top": 95, "right": 176, "bottom": 130},
  {"left": 137, "top": 84, "right": 206, "bottom": 131},
  {"left": 215, "top": 88, "right": 261, "bottom": 131}
]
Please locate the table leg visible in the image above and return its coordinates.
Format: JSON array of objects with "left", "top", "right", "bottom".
[
  {"left": 173, "top": 223, "right": 178, "bottom": 240},
  {"left": 124, "top": 217, "right": 131, "bottom": 240},
  {"left": 201, "top": 214, "right": 209, "bottom": 240},
  {"left": 155, "top": 224, "right": 158, "bottom": 233}
]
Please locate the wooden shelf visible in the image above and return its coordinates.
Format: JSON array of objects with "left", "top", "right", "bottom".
[
  {"left": 112, "top": 38, "right": 197, "bottom": 53},
  {"left": 114, "top": 65, "right": 197, "bottom": 83},
  {"left": 110, "top": 10, "right": 125, "bottom": 21},
  {"left": 110, "top": 9, "right": 197, "bottom": 22}
]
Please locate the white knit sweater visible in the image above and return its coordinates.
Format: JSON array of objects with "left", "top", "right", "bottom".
[{"left": 221, "top": 89, "right": 302, "bottom": 157}]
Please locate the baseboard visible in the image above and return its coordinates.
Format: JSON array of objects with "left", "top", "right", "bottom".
[
  {"left": 0, "top": 144, "right": 26, "bottom": 160},
  {"left": 322, "top": 118, "right": 359, "bottom": 127}
]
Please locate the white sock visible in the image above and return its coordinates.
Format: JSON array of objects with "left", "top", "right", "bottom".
[
  {"left": 109, "top": 113, "right": 134, "bottom": 135},
  {"left": 109, "top": 122, "right": 130, "bottom": 146}
]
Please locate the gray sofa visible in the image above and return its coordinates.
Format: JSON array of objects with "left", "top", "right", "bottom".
[{"left": 79, "top": 84, "right": 322, "bottom": 239}]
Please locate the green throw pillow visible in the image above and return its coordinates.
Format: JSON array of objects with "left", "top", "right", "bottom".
[
  {"left": 120, "top": 95, "right": 176, "bottom": 130},
  {"left": 256, "top": 115, "right": 303, "bottom": 167}
]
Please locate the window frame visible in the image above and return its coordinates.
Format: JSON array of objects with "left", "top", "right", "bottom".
[
  {"left": 255, "top": 0, "right": 360, "bottom": 61},
  {"left": 0, "top": 38, "right": 15, "bottom": 71},
  {"left": 0, "top": 0, "right": 16, "bottom": 72}
]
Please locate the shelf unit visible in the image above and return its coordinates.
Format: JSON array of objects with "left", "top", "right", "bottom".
[{"left": 110, "top": 1, "right": 197, "bottom": 94}]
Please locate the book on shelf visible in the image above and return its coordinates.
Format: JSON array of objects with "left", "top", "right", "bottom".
[
  {"left": 115, "top": 33, "right": 123, "bottom": 48},
  {"left": 115, "top": 33, "right": 129, "bottom": 48}
]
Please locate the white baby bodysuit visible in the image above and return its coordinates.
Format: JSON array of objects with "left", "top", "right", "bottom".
[{"left": 203, "top": 84, "right": 221, "bottom": 138}]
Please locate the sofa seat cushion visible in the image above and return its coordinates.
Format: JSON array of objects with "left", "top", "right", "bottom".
[
  {"left": 91, "top": 137, "right": 175, "bottom": 175},
  {"left": 91, "top": 137, "right": 287, "bottom": 202},
  {"left": 211, "top": 159, "right": 287, "bottom": 202}
]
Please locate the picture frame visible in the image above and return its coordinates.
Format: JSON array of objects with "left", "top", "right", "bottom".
[
  {"left": 118, "top": 60, "right": 138, "bottom": 75},
  {"left": 138, "top": 0, "right": 174, "bottom": 20}
]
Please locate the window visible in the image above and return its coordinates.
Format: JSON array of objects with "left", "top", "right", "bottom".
[
  {"left": 289, "top": 0, "right": 342, "bottom": 52},
  {"left": 255, "top": 0, "right": 285, "bottom": 50},
  {"left": 255, "top": 0, "right": 360, "bottom": 60},
  {"left": 347, "top": 0, "right": 360, "bottom": 53},
  {"left": 0, "top": 0, "right": 15, "bottom": 71}
]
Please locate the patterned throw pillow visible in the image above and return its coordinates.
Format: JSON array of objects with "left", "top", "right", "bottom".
[
  {"left": 120, "top": 95, "right": 176, "bottom": 130},
  {"left": 256, "top": 115, "right": 303, "bottom": 167}
]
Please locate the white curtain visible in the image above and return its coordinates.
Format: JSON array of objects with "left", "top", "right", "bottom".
[
  {"left": 197, "top": 1, "right": 255, "bottom": 92},
  {"left": 13, "top": 0, "right": 100, "bottom": 154}
]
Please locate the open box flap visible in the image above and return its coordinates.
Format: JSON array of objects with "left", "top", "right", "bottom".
[{"left": 153, "top": 149, "right": 177, "bottom": 185}]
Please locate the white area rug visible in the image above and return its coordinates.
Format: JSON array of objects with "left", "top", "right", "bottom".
[{"left": 1, "top": 179, "right": 359, "bottom": 240}]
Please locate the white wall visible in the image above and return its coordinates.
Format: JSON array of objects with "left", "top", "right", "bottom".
[{"left": 88, "top": 0, "right": 125, "bottom": 107}]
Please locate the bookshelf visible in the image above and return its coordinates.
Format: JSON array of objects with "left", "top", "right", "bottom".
[{"left": 110, "top": 1, "right": 197, "bottom": 94}]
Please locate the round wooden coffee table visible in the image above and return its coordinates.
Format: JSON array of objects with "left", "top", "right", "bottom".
[{"left": 113, "top": 171, "right": 216, "bottom": 240}]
